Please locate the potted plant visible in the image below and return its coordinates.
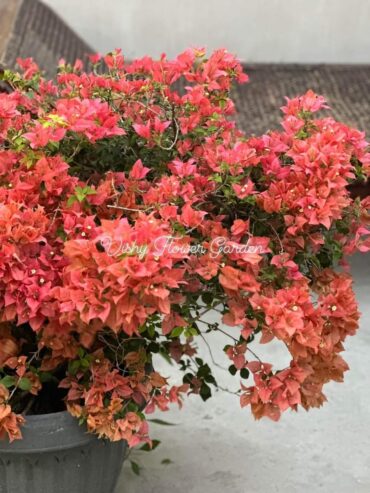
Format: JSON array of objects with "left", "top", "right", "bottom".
[{"left": 0, "top": 49, "right": 369, "bottom": 492}]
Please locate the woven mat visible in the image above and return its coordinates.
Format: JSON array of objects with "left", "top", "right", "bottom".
[
  {"left": 0, "top": 0, "right": 91, "bottom": 76},
  {"left": 234, "top": 64, "right": 370, "bottom": 136},
  {"left": 1, "top": 1, "right": 370, "bottom": 137}
]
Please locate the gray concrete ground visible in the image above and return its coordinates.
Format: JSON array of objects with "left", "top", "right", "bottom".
[{"left": 116, "top": 253, "right": 370, "bottom": 493}]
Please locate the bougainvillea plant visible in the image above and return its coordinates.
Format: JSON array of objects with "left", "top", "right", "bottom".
[{"left": 0, "top": 49, "right": 369, "bottom": 445}]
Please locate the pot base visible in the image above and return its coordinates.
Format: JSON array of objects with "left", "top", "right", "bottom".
[{"left": 0, "top": 412, "right": 126, "bottom": 493}]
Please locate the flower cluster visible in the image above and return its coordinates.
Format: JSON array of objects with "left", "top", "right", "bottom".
[{"left": 0, "top": 48, "right": 368, "bottom": 442}]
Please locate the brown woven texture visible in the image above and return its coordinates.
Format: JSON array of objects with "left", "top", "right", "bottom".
[
  {"left": 234, "top": 64, "right": 370, "bottom": 135},
  {"left": 1, "top": 0, "right": 91, "bottom": 77},
  {"left": 1, "top": 1, "right": 370, "bottom": 138}
]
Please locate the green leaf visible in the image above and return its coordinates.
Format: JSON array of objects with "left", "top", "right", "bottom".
[
  {"left": 210, "top": 173, "right": 223, "bottom": 183},
  {"left": 130, "top": 460, "right": 141, "bottom": 476},
  {"left": 200, "top": 382, "right": 212, "bottom": 402},
  {"left": 75, "top": 186, "right": 87, "bottom": 202},
  {"left": 197, "top": 363, "right": 211, "bottom": 379},
  {"left": 83, "top": 186, "right": 96, "bottom": 196},
  {"left": 147, "top": 342, "right": 160, "bottom": 353},
  {"left": 161, "top": 458, "right": 173, "bottom": 465},
  {"left": 204, "top": 374, "right": 217, "bottom": 385},
  {"left": 138, "top": 324, "right": 147, "bottom": 334},
  {"left": 0, "top": 375, "right": 16, "bottom": 388},
  {"left": 240, "top": 368, "right": 250, "bottom": 379},
  {"left": 228, "top": 365, "right": 237, "bottom": 376},
  {"left": 18, "top": 378, "right": 32, "bottom": 391},
  {"left": 69, "top": 185, "right": 96, "bottom": 206},
  {"left": 39, "top": 372, "right": 57, "bottom": 383},
  {"left": 201, "top": 292, "right": 214, "bottom": 306},
  {"left": 244, "top": 195, "right": 257, "bottom": 205},
  {"left": 140, "top": 439, "right": 161, "bottom": 451},
  {"left": 148, "top": 419, "right": 177, "bottom": 426},
  {"left": 56, "top": 227, "right": 67, "bottom": 241},
  {"left": 183, "top": 372, "right": 193, "bottom": 385},
  {"left": 68, "top": 360, "right": 80, "bottom": 376},
  {"left": 67, "top": 195, "right": 77, "bottom": 207},
  {"left": 170, "top": 326, "right": 183, "bottom": 338},
  {"left": 184, "top": 326, "right": 198, "bottom": 337},
  {"left": 77, "top": 348, "right": 85, "bottom": 358},
  {"left": 80, "top": 358, "right": 90, "bottom": 369}
]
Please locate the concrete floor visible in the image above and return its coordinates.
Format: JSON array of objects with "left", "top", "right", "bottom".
[{"left": 116, "top": 253, "right": 370, "bottom": 493}]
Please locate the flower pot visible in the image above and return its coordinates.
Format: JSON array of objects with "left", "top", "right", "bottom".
[{"left": 0, "top": 411, "right": 126, "bottom": 493}]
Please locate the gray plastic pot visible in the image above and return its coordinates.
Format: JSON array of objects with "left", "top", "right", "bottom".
[{"left": 0, "top": 411, "right": 126, "bottom": 493}]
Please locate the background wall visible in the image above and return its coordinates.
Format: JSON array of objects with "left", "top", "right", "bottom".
[{"left": 42, "top": 0, "right": 370, "bottom": 64}]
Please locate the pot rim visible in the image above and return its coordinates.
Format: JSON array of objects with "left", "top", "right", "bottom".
[
  {"left": 22, "top": 409, "right": 70, "bottom": 422},
  {"left": 0, "top": 409, "right": 98, "bottom": 454}
]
